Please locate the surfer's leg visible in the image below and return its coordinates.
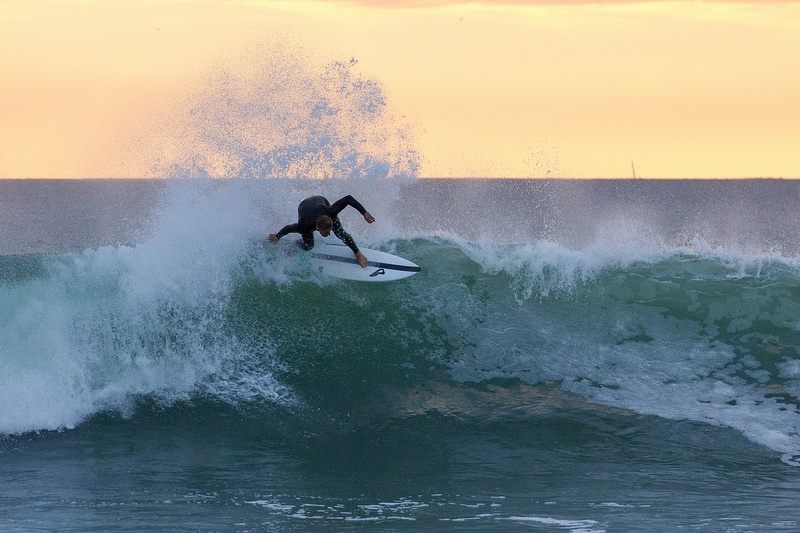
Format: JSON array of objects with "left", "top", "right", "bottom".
[{"left": 297, "top": 232, "right": 314, "bottom": 250}]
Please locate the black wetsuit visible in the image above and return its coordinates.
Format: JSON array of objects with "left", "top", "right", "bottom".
[{"left": 275, "top": 195, "right": 367, "bottom": 254}]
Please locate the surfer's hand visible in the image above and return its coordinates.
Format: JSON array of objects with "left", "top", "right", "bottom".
[
  {"left": 268, "top": 233, "right": 279, "bottom": 243},
  {"left": 356, "top": 251, "right": 368, "bottom": 268},
  {"left": 363, "top": 211, "right": 375, "bottom": 224}
]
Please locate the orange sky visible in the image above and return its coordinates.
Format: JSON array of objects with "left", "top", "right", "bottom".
[{"left": 1, "top": 0, "right": 799, "bottom": 179}]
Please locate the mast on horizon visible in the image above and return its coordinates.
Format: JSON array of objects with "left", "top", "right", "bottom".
[{"left": 631, "top": 161, "right": 636, "bottom": 179}]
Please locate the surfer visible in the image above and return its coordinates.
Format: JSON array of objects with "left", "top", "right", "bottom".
[{"left": 268, "top": 195, "right": 375, "bottom": 267}]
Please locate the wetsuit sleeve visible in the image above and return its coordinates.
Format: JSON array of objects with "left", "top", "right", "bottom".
[
  {"left": 332, "top": 218, "right": 359, "bottom": 255},
  {"left": 276, "top": 224, "right": 315, "bottom": 250},
  {"left": 275, "top": 224, "right": 299, "bottom": 239},
  {"left": 328, "top": 195, "right": 367, "bottom": 218}
]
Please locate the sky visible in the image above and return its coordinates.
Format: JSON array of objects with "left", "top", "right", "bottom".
[{"left": 1, "top": 0, "right": 799, "bottom": 179}]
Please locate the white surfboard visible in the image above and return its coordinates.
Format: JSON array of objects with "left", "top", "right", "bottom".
[{"left": 308, "top": 242, "right": 421, "bottom": 282}]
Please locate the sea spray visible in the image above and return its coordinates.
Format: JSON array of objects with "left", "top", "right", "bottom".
[{"left": 148, "top": 49, "right": 419, "bottom": 182}]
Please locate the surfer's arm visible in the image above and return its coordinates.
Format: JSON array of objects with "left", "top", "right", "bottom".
[
  {"left": 273, "top": 224, "right": 299, "bottom": 241},
  {"left": 270, "top": 224, "right": 311, "bottom": 248},
  {"left": 329, "top": 195, "right": 374, "bottom": 224},
  {"left": 332, "top": 219, "right": 368, "bottom": 267},
  {"left": 333, "top": 224, "right": 358, "bottom": 254}
]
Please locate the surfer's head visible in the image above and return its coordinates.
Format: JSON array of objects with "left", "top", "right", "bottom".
[{"left": 316, "top": 215, "right": 333, "bottom": 237}]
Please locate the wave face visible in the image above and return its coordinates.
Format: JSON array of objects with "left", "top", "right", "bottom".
[
  {"left": 2, "top": 44, "right": 800, "bottom": 468},
  {"left": 3, "top": 178, "right": 800, "bottom": 469}
]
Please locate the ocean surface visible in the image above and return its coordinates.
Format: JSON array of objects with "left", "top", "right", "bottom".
[{"left": 2, "top": 177, "right": 800, "bottom": 531}]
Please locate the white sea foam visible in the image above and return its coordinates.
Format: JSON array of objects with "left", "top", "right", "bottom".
[
  {"left": 0, "top": 180, "right": 281, "bottom": 434},
  {"left": 502, "top": 515, "right": 604, "bottom": 532}
]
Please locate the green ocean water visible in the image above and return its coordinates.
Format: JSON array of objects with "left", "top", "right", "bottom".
[{"left": 2, "top": 178, "right": 800, "bottom": 531}]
